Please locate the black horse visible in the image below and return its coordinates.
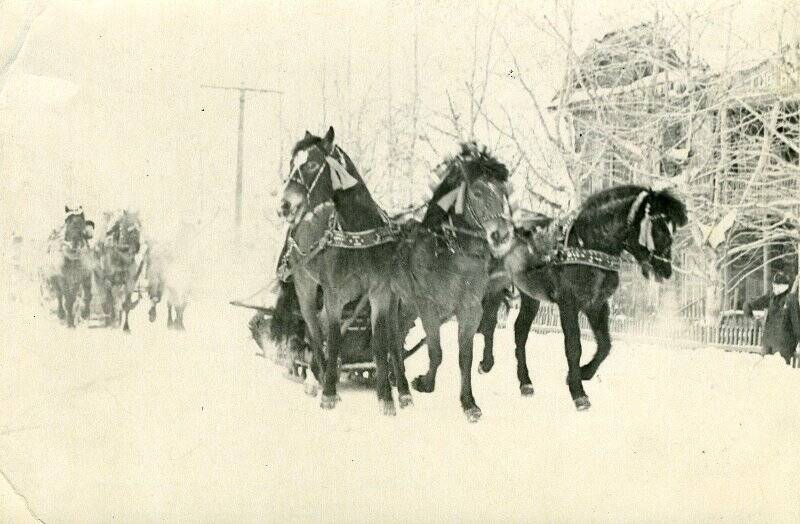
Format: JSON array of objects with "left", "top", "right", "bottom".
[{"left": 487, "top": 185, "right": 688, "bottom": 410}]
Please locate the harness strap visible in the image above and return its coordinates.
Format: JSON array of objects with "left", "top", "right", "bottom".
[
  {"left": 441, "top": 221, "right": 486, "bottom": 241},
  {"left": 556, "top": 247, "right": 621, "bottom": 272}
]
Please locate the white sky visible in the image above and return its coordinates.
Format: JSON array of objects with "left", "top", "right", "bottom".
[{"left": 1, "top": 0, "right": 796, "bottom": 237}]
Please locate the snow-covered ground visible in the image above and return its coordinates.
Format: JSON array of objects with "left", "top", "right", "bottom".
[{"left": 3, "top": 288, "right": 800, "bottom": 523}]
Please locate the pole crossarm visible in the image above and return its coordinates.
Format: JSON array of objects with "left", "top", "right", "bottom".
[{"left": 201, "top": 83, "right": 284, "bottom": 95}]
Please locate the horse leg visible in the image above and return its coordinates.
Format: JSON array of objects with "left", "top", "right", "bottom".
[
  {"left": 174, "top": 305, "right": 186, "bottom": 331},
  {"left": 387, "top": 294, "right": 412, "bottom": 408},
  {"left": 581, "top": 301, "right": 611, "bottom": 381},
  {"left": 102, "top": 286, "right": 112, "bottom": 326},
  {"left": 514, "top": 293, "right": 539, "bottom": 396},
  {"left": 369, "top": 289, "right": 397, "bottom": 416},
  {"left": 149, "top": 300, "right": 158, "bottom": 323},
  {"left": 411, "top": 307, "right": 442, "bottom": 394},
  {"left": 478, "top": 291, "right": 502, "bottom": 374},
  {"left": 457, "top": 300, "right": 483, "bottom": 422},
  {"left": 64, "top": 284, "right": 77, "bottom": 328},
  {"left": 54, "top": 280, "right": 66, "bottom": 320},
  {"left": 81, "top": 275, "right": 92, "bottom": 320},
  {"left": 297, "top": 289, "right": 325, "bottom": 397},
  {"left": 320, "top": 294, "right": 345, "bottom": 410},
  {"left": 121, "top": 290, "right": 135, "bottom": 332},
  {"left": 559, "top": 300, "right": 590, "bottom": 410},
  {"left": 166, "top": 304, "right": 174, "bottom": 328}
]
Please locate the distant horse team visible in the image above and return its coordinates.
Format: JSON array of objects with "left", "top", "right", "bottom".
[
  {"left": 268, "top": 127, "right": 689, "bottom": 421},
  {"left": 41, "top": 207, "right": 194, "bottom": 332}
]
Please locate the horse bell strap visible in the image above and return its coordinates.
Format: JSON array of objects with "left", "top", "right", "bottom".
[
  {"left": 557, "top": 247, "right": 621, "bottom": 272},
  {"left": 327, "top": 224, "right": 400, "bottom": 249}
]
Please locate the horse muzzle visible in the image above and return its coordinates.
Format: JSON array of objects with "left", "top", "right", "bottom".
[
  {"left": 279, "top": 197, "right": 305, "bottom": 225},
  {"left": 486, "top": 223, "right": 514, "bottom": 257}
]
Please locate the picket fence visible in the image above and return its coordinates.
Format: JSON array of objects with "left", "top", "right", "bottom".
[{"left": 528, "top": 302, "right": 763, "bottom": 354}]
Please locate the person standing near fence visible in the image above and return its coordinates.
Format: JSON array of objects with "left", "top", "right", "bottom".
[{"left": 743, "top": 271, "right": 800, "bottom": 365}]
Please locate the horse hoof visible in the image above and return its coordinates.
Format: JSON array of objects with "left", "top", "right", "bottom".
[
  {"left": 320, "top": 395, "right": 339, "bottom": 410},
  {"left": 399, "top": 394, "right": 413, "bottom": 409},
  {"left": 411, "top": 376, "right": 434, "bottom": 393},
  {"left": 380, "top": 400, "right": 397, "bottom": 416},
  {"left": 464, "top": 407, "right": 482, "bottom": 423},
  {"left": 574, "top": 396, "right": 591, "bottom": 411},
  {"left": 520, "top": 384, "right": 535, "bottom": 396},
  {"left": 304, "top": 382, "right": 319, "bottom": 397},
  {"left": 478, "top": 361, "right": 493, "bottom": 374}
]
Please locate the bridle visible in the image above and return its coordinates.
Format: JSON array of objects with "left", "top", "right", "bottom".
[
  {"left": 283, "top": 144, "right": 342, "bottom": 203},
  {"left": 624, "top": 192, "right": 674, "bottom": 267}
]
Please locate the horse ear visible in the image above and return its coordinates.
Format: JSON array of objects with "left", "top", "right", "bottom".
[
  {"left": 304, "top": 130, "right": 313, "bottom": 140},
  {"left": 323, "top": 126, "right": 335, "bottom": 153}
]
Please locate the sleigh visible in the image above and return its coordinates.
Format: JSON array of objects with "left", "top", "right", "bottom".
[{"left": 231, "top": 287, "right": 426, "bottom": 383}]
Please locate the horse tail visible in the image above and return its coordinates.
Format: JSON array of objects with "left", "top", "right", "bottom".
[{"left": 267, "top": 279, "right": 304, "bottom": 345}]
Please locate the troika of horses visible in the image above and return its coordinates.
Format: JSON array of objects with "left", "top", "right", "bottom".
[
  {"left": 40, "top": 126, "right": 689, "bottom": 422},
  {"left": 41, "top": 207, "right": 194, "bottom": 332},
  {"left": 244, "top": 126, "right": 689, "bottom": 422}
]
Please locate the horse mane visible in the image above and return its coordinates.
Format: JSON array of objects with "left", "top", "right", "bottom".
[
  {"left": 423, "top": 142, "right": 509, "bottom": 226},
  {"left": 577, "top": 184, "right": 687, "bottom": 228}
]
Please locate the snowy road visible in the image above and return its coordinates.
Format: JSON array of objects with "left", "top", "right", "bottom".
[{"left": 2, "top": 297, "right": 800, "bottom": 522}]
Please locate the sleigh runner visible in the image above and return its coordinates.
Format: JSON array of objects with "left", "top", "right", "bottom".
[{"left": 232, "top": 284, "right": 426, "bottom": 382}]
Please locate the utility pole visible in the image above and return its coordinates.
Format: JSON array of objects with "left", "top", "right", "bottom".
[{"left": 201, "top": 82, "right": 284, "bottom": 244}]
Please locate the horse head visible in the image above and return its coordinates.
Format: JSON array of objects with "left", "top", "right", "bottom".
[
  {"left": 115, "top": 210, "right": 142, "bottom": 256},
  {"left": 63, "top": 206, "right": 87, "bottom": 253},
  {"left": 620, "top": 187, "right": 688, "bottom": 281},
  {"left": 279, "top": 127, "right": 346, "bottom": 225},
  {"left": 429, "top": 142, "right": 514, "bottom": 257}
]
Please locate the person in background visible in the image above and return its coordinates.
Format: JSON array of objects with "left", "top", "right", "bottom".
[
  {"left": 744, "top": 271, "right": 800, "bottom": 365},
  {"left": 788, "top": 275, "right": 800, "bottom": 366}
]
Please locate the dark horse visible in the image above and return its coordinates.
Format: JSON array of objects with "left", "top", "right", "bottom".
[
  {"left": 46, "top": 206, "right": 93, "bottom": 327},
  {"left": 96, "top": 210, "right": 143, "bottom": 332},
  {"left": 485, "top": 185, "right": 688, "bottom": 410},
  {"left": 278, "top": 127, "right": 410, "bottom": 415},
  {"left": 393, "top": 143, "right": 514, "bottom": 422}
]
